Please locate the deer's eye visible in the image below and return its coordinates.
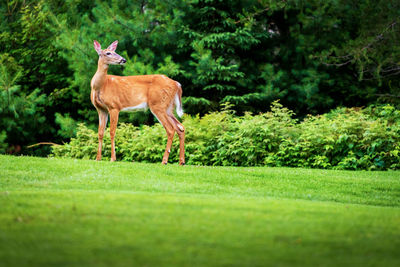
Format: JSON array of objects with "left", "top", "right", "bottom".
[{"left": 106, "top": 52, "right": 112, "bottom": 55}]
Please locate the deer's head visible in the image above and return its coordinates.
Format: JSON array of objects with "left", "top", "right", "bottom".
[{"left": 93, "top": 40, "right": 126, "bottom": 65}]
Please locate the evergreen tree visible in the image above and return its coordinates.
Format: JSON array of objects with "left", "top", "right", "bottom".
[{"left": 0, "top": 0, "right": 399, "bottom": 154}]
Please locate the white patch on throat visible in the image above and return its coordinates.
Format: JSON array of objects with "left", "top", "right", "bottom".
[{"left": 121, "top": 102, "right": 148, "bottom": 112}]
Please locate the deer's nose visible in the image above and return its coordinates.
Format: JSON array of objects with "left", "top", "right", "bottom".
[{"left": 120, "top": 58, "right": 126, "bottom": 64}]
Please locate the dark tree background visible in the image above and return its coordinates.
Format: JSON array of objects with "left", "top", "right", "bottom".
[{"left": 0, "top": 0, "right": 399, "bottom": 155}]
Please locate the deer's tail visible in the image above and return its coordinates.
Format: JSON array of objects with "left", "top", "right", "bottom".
[{"left": 174, "top": 82, "right": 184, "bottom": 117}]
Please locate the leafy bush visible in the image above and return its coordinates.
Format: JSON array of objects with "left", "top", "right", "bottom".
[
  {"left": 265, "top": 106, "right": 400, "bottom": 170},
  {"left": 52, "top": 102, "right": 400, "bottom": 170},
  {"left": 55, "top": 113, "right": 79, "bottom": 139}
]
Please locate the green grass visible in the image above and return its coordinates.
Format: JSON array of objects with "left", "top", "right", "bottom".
[{"left": 0, "top": 155, "right": 399, "bottom": 266}]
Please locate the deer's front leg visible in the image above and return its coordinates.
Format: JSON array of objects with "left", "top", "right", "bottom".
[
  {"left": 96, "top": 110, "right": 108, "bottom": 161},
  {"left": 109, "top": 109, "right": 120, "bottom": 162}
]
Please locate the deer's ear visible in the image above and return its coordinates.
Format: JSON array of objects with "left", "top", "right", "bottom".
[
  {"left": 94, "top": 40, "right": 102, "bottom": 55},
  {"left": 107, "top": 40, "right": 118, "bottom": 51}
]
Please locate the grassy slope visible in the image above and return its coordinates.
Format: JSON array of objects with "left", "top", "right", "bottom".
[{"left": 0, "top": 155, "right": 399, "bottom": 266}]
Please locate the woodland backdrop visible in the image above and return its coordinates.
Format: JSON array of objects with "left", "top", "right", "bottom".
[{"left": 1, "top": 0, "right": 399, "bottom": 160}]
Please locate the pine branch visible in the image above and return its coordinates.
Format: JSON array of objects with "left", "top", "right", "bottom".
[
  {"left": 234, "top": 0, "right": 287, "bottom": 24},
  {"left": 375, "top": 93, "right": 400, "bottom": 98},
  {"left": 323, "top": 20, "right": 398, "bottom": 67}
]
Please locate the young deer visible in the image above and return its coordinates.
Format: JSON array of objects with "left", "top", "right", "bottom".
[{"left": 91, "top": 40, "right": 185, "bottom": 165}]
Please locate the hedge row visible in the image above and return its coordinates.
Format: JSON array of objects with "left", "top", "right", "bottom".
[{"left": 52, "top": 102, "right": 400, "bottom": 170}]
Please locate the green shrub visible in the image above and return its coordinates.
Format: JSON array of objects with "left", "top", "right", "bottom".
[
  {"left": 55, "top": 113, "right": 78, "bottom": 139},
  {"left": 51, "top": 102, "right": 400, "bottom": 170}
]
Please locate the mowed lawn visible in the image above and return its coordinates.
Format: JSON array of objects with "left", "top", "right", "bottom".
[{"left": 0, "top": 155, "right": 399, "bottom": 267}]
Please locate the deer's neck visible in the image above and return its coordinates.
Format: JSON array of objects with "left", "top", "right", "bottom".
[{"left": 91, "top": 58, "right": 109, "bottom": 91}]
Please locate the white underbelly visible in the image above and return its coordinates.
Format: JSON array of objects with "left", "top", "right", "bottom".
[{"left": 121, "top": 102, "right": 148, "bottom": 112}]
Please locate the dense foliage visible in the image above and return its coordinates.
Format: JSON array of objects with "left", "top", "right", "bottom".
[
  {"left": 52, "top": 102, "right": 400, "bottom": 170},
  {"left": 1, "top": 0, "right": 399, "bottom": 156}
]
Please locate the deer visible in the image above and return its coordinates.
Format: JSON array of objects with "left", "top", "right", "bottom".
[{"left": 91, "top": 40, "right": 185, "bottom": 165}]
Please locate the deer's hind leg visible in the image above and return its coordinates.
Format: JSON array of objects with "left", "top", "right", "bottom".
[
  {"left": 167, "top": 112, "right": 185, "bottom": 165},
  {"left": 154, "top": 111, "right": 176, "bottom": 164},
  {"left": 148, "top": 100, "right": 177, "bottom": 164}
]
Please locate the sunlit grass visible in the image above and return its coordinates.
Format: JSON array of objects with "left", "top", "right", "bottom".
[{"left": 1, "top": 155, "right": 399, "bottom": 266}]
